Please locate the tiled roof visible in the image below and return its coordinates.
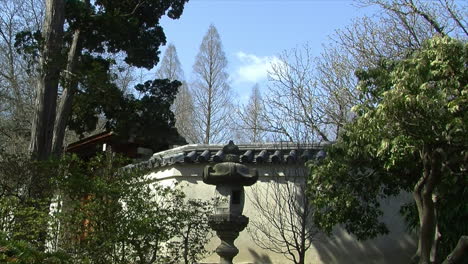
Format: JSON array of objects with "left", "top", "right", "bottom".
[{"left": 134, "top": 142, "right": 328, "bottom": 169}]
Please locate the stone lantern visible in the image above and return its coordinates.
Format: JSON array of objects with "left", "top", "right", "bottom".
[{"left": 202, "top": 141, "right": 258, "bottom": 264}]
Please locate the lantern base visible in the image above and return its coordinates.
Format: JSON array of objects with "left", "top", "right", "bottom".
[{"left": 209, "top": 214, "right": 249, "bottom": 264}]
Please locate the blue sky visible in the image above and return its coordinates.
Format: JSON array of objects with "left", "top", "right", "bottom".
[{"left": 159, "top": 0, "right": 374, "bottom": 102}]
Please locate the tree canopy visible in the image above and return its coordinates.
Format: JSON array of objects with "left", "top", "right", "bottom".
[
  {"left": 63, "top": 0, "right": 187, "bottom": 69},
  {"left": 63, "top": 0, "right": 189, "bottom": 148},
  {"left": 17, "top": 0, "right": 189, "bottom": 159},
  {"left": 308, "top": 36, "right": 467, "bottom": 263}
]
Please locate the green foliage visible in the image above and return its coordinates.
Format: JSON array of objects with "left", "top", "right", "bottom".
[
  {"left": 164, "top": 198, "right": 212, "bottom": 263},
  {"left": 13, "top": 30, "right": 43, "bottom": 72},
  {"left": 67, "top": 55, "right": 121, "bottom": 135},
  {"left": 68, "top": 55, "right": 186, "bottom": 150},
  {"left": 0, "top": 232, "right": 71, "bottom": 264},
  {"left": 16, "top": 0, "right": 189, "bottom": 70},
  {"left": 53, "top": 153, "right": 212, "bottom": 264},
  {"left": 113, "top": 79, "right": 184, "bottom": 151},
  {"left": 308, "top": 36, "right": 467, "bottom": 257},
  {"left": 64, "top": 0, "right": 188, "bottom": 68},
  {"left": 0, "top": 154, "right": 61, "bottom": 247},
  {"left": 0, "top": 154, "right": 70, "bottom": 263},
  {"left": 0, "top": 152, "right": 212, "bottom": 263}
]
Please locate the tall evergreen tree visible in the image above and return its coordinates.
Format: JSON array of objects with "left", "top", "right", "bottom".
[{"left": 24, "top": 0, "right": 189, "bottom": 161}]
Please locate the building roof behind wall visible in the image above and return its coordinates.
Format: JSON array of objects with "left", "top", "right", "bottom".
[{"left": 65, "top": 131, "right": 153, "bottom": 160}]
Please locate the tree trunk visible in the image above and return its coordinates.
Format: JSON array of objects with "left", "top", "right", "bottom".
[
  {"left": 419, "top": 148, "right": 442, "bottom": 264},
  {"left": 412, "top": 174, "right": 426, "bottom": 263},
  {"left": 205, "top": 85, "right": 212, "bottom": 144},
  {"left": 52, "top": 29, "right": 81, "bottom": 155},
  {"left": 298, "top": 250, "right": 305, "bottom": 264},
  {"left": 27, "top": 0, "right": 65, "bottom": 251},
  {"left": 299, "top": 209, "right": 307, "bottom": 264},
  {"left": 420, "top": 189, "right": 437, "bottom": 264},
  {"left": 29, "top": 0, "right": 65, "bottom": 161},
  {"left": 183, "top": 233, "right": 189, "bottom": 264},
  {"left": 431, "top": 206, "right": 441, "bottom": 263},
  {"left": 442, "top": 236, "right": 468, "bottom": 264}
]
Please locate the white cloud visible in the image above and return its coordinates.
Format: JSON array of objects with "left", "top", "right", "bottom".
[{"left": 234, "top": 51, "right": 280, "bottom": 84}]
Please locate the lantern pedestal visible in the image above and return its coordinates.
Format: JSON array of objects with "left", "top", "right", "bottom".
[{"left": 209, "top": 214, "right": 249, "bottom": 264}]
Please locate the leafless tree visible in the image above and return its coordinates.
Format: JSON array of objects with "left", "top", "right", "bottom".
[
  {"left": 314, "top": 45, "right": 358, "bottom": 137},
  {"left": 156, "top": 44, "right": 197, "bottom": 143},
  {"left": 262, "top": 0, "right": 467, "bottom": 146},
  {"left": 108, "top": 54, "right": 137, "bottom": 96},
  {"left": 247, "top": 166, "right": 321, "bottom": 264},
  {"left": 156, "top": 43, "right": 184, "bottom": 81},
  {"left": 236, "top": 84, "right": 266, "bottom": 143},
  {"left": 172, "top": 82, "right": 198, "bottom": 144},
  {"left": 191, "top": 24, "right": 232, "bottom": 144},
  {"left": 0, "top": 0, "right": 44, "bottom": 154},
  {"left": 263, "top": 45, "right": 332, "bottom": 143},
  {"left": 359, "top": 0, "right": 467, "bottom": 39}
]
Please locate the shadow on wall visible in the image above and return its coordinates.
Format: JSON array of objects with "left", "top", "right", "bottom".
[
  {"left": 313, "top": 195, "right": 417, "bottom": 264},
  {"left": 248, "top": 248, "right": 273, "bottom": 264},
  {"left": 313, "top": 227, "right": 416, "bottom": 264}
]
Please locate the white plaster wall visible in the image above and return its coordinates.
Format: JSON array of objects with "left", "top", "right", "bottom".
[{"left": 146, "top": 164, "right": 416, "bottom": 264}]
